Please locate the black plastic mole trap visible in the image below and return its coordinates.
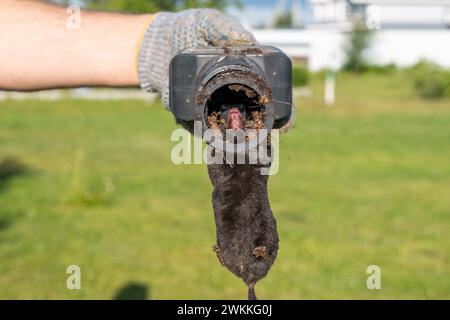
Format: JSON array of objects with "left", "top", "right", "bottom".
[
  {"left": 169, "top": 45, "right": 293, "bottom": 134},
  {"left": 207, "top": 84, "right": 265, "bottom": 130}
]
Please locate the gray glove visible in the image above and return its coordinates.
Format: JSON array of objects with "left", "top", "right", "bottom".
[{"left": 137, "top": 9, "right": 256, "bottom": 109}]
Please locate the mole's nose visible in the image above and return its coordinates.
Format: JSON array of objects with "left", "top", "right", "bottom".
[
  {"left": 228, "top": 107, "right": 243, "bottom": 130},
  {"left": 229, "top": 107, "right": 240, "bottom": 114}
]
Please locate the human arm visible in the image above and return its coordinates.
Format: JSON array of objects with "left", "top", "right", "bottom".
[
  {"left": 0, "top": 0, "right": 256, "bottom": 105},
  {"left": 0, "top": 0, "right": 152, "bottom": 90}
]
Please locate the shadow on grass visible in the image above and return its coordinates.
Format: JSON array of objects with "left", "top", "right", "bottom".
[
  {"left": 0, "top": 157, "right": 28, "bottom": 192},
  {"left": 113, "top": 282, "right": 150, "bottom": 300},
  {"left": 0, "top": 217, "right": 12, "bottom": 232},
  {"left": 0, "top": 158, "right": 29, "bottom": 233},
  {"left": 0, "top": 210, "right": 26, "bottom": 234}
]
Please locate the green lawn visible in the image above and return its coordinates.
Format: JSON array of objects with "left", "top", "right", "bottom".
[{"left": 1, "top": 72, "right": 449, "bottom": 299}]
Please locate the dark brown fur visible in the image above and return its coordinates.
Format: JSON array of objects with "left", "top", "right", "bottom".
[{"left": 207, "top": 162, "right": 279, "bottom": 300}]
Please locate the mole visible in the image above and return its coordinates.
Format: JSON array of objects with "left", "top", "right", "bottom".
[{"left": 207, "top": 107, "right": 279, "bottom": 300}]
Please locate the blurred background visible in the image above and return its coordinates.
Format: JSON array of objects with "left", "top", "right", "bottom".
[{"left": 0, "top": 0, "right": 449, "bottom": 299}]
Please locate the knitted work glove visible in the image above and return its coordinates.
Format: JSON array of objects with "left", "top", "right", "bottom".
[{"left": 137, "top": 9, "right": 256, "bottom": 109}]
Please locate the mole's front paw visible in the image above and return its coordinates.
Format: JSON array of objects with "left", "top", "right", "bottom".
[
  {"left": 212, "top": 244, "right": 225, "bottom": 267},
  {"left": 252, "top": 246, "right": 269, "bottom": 261}
]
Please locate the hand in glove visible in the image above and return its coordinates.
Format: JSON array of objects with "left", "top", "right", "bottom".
[{"left": 137, "top": 9, "right": 256, "bottom": 109}]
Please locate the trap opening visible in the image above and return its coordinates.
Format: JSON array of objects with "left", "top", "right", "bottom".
[{"left": 205, "top": 84, "right": 265, "bottom": 129}]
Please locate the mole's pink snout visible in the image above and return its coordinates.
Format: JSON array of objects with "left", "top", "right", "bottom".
[{"left": 228, "top": 107, "right": 244, "bottom": 130}]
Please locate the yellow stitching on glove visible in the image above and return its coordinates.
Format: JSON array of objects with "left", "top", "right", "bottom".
[{"left": 135, "top": 14, "right": 155, "bottom": 80}]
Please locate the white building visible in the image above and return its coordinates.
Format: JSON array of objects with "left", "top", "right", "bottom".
[
  {"left": 251, "top": 0, "right": 450, "bottom": 71},
  {"left": 309, "top": 0, "right": 349, "bottom": 25}
]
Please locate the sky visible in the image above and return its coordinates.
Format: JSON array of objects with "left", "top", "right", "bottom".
[
  {"left": 62, "top": 0, "right": 309, "bottom": 29},
  {"left": 228, "top": 0, "right": 310, "bottom": 28}
]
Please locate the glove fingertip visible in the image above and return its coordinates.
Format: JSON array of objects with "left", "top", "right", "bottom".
[{"left": 200, "top": 11, "right": 256, "bottom": 47}]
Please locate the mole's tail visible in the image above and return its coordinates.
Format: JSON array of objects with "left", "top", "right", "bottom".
[{"left": 248, "top": 283, "right": 257, "bottom": 300}]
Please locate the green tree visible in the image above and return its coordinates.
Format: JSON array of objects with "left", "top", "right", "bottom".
[
  {"left": 342, "top": 19, "right": 373, "bottom": 73},
  {"left": 410, "top": 61, "right": 450, "bottom": 99},
  {"left": 83, "top": 0, "right": 241, "bottom": 13},
  {"left": 274, "top": 11, "right": 292, "bottom": 29}
]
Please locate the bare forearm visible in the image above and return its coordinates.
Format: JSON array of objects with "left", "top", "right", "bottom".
[{"left": 0, "top": 0, "right": 152, "bottom": 90}]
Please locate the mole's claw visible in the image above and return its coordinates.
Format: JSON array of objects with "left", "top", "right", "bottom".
[
  {"left": 252, "top": 246, "right": 269, "bottom": 261},
  {"left": 212, "top": 244, "right": 225, "bottom": 267}
]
